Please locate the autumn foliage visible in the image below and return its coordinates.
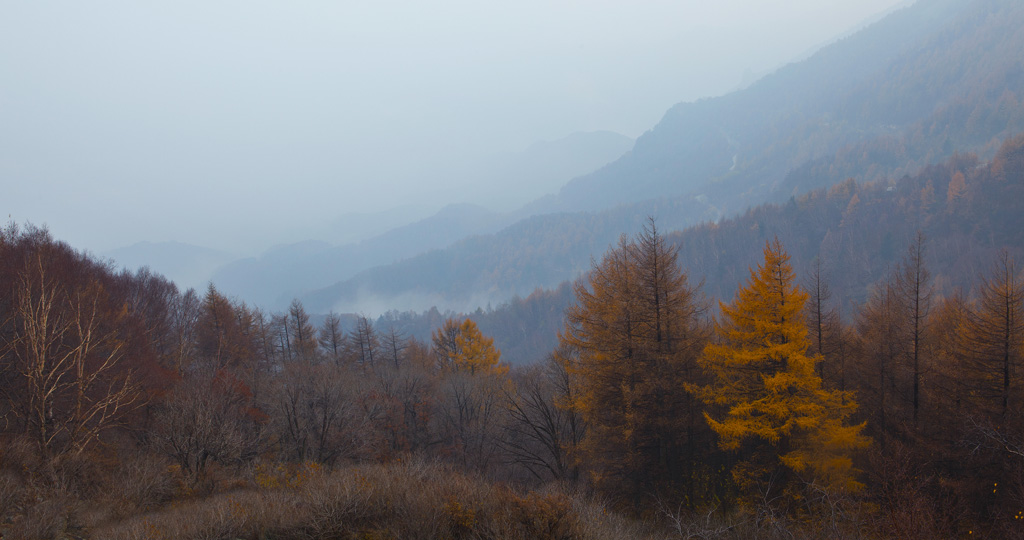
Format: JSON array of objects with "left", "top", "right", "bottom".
[
  {"left": 560, "top": 220, "right": 714, "bottom": 506},
  {"left": 700, "top": 239, "right": 869, "bottom": 500}
]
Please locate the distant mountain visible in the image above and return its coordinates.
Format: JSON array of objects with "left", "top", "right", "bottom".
[
  {"left": 545, "top": 0, "right": 978, "bottom": 214},
  {"left": 462, "top": 131, "right": 634, "bottom": 212},
  {"left": 302, "top": 199, "right": 714, "bottom": 314},
  {"left": 211, "top": 131, "right": 633, "bottom": 310},
  {"left": 211, "top": 203, "right": 510, "bottom": 309},
  {"left": 304, "top": 0, "right": 1024, "bottom": 314},
  {"left": 104, "top": 241, "right": 233, "bottom": 292},
  {"left": 310, "top": 205, "right": 437, "bottom": 246}
]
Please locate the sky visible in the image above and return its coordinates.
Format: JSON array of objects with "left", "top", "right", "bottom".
[{"left": 1, "top": 0, "right": 909, "bottom": 255}]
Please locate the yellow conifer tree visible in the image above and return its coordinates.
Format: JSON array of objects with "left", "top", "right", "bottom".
[
  {"left": 701, "top": 238, "right": 869, "bottom": 498},
  {"left": 453, "top": 318, "right": 506, "bottom": 375}
]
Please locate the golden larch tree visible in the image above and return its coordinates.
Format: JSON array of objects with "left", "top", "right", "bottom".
[
  {"left": 453, "top": 318, "right": 506, "bottom": 375},
  {"left": 432, "top": 317, "right": 505, "bottom": 376},
  {"left": 701, "top": 238, "right": 869, "bottom": 498}
]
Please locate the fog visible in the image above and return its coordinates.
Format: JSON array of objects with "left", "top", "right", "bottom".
[{"left": 2, "top": 0, "right": 907, "bottom": 255}]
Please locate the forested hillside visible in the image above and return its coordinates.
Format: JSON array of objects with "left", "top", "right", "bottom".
[
  {"left": 672, "top": 133, "right": 1024, "bottom": 307},
  {"left": 553, "top": 0, "right": 1022, "bottom": 212},
  {"left": 377, "top": 133, "right": 1024, "bottom": 366},
  {"left": 304, "top": 0, "right": 1024, "bottom": 314}
]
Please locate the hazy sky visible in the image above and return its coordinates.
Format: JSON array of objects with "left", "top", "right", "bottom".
[{"left": 2, "top": 0, "right": 908, "bottom": 254}]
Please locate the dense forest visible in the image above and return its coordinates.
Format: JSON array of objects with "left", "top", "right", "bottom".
[{"left": 2, "top": 133, "right": 1024, "bottom": 538}]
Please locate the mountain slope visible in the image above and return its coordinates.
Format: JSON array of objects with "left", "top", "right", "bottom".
[
  {"left": 211, "top": 130, "right": 633, "bottom": 309},
  {"left": 303, "top": 196, "right": 718, "bottom": 313},
  {"left": 212, "top": 203, "right": 510, "bottom": 309},
  {"left": 548, "top": 0, "right": 972, "bottom": 213},
  {"left": 460, "top": 130, "right": 634, "bottom": 212},
  {"left": 304, "top": 0, "right": 1024, "bottom": 314},
  {"left": 670, "top": 135, "right": 1024, "bottom": 307}
]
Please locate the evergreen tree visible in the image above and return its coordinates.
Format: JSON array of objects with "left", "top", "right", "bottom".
[{"left": 196, "top": 285, "right": 255, "bottom": 371}]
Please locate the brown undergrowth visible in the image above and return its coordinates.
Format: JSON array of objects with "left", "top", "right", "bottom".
[{"left": 85, "top": 459, "right": 665, "bottom": 540}]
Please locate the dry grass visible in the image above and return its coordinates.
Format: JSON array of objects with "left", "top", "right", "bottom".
[
  {"left": 91, "top": 458, "right": 668, "bottom": 540},
  {"left": 5, "top": 497, "right": 73, "bottom": 540},
  {"left": 108, "top": 451, "right": 177, "bottom": 513},
  {"left": 7, "top": 449, "right": 884, "bottom": 540}
]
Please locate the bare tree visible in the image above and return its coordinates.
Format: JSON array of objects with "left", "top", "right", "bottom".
[
  {"left": 268, "top": 361, "right": 365, "bottom": 465},
  {"left": 288, "top": 300, "right": 319, "bottom": 363},
  {"left": 346, "top": 316, "right": 379, "bottom": 366},
  {"left": 501, "top": 360, "right": 582, "bottom": 483},
  {"left": 271, "top": 312, "right": 292, "bottom": 363},
  {"left": 381, "top": 325, "right": 408, "bottom": 369},
  {"left": 894, "top": 231, "right": 933, "bottom": 428},
  {"left": 318, "top": 311, "right": 345, "bottom": 365},
  {"left": 153, "top": 372, "right": 262, "bottom": 485},
  {"left": 368, "top": 344, "right": 439, "bottom": 457},
  {"left": 437, "top": 370, "right": 506, "bottom": 473},
  {"left": 169, "top": 287, "right": 200, "bottom": 375},
  {"left": 5, "top": 252, "right": 142, "bottom": 457},
  {"left": 805, "top": 257, "right": 840, "bottom": 381}
]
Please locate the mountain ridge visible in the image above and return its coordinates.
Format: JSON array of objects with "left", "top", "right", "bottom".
[
  {"left": 209, "top": 131, "right": 634, "bottom": 308},
  {"left": 303, "top": 0, "right": 1024, "bottom": 315}
]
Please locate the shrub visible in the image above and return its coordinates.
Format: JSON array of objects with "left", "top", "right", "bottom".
[
  {"left": 5, "top": 497, "right": 72, "bottom": 540},
  {"left": 109, "top": 452, "right": 176, "bottom": 513}
]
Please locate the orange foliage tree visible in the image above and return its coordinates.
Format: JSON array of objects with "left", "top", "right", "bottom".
[
  {"left": 453, "top": 319, "right": 505, "bottom": 376},
  {"left": 560, "top": 220, "right": 713, "bottom": 506},
  {"left": 700, "top": 238, "right": 870, "bottom": 502},
  {"left": 433, "top": 317, "right": 506, "bottom": 376}
]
